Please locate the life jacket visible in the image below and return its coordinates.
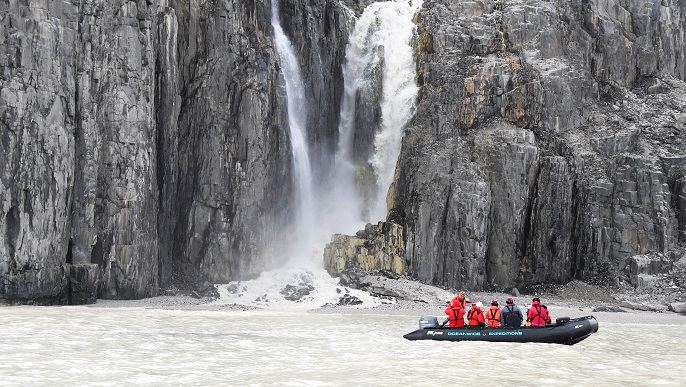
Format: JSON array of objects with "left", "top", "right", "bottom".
[
  {"left": 501, "top": 304, "right": 522, "bottom": 327},
  {"left": 467, "top": 306, "right": 485, "bottom": 327},
  {"left": 527, "top": 301, "right": 549, "bottom": 327},
  {"left": 485, "top": 306, "right": 501, "bottom": 327},
  {"left": 444, "top": 305, "right": 465, "bottom": 328},
  {"left": 452, "top": 295, "right": 466, "bottom": 310}
]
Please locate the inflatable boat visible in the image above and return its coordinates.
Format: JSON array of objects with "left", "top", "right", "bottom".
[{"left": 403, "top": 315, "right": 598, "bottom": 345}]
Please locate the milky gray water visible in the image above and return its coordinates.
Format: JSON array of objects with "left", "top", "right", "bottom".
[{"left": 1, "top": 306, "right": 684, "bottom": 386}]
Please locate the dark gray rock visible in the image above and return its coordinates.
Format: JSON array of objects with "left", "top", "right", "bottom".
[
  {"left": 592, "top": 305, "right": 626, "bottom": 313},
  {"left": 68, "top": 264, "right": 100, "bottom": 305},
  {"left": 280, "top": 283, "right": 314, "bottom": 301},
  {"left": 388, "top": 0, "right": 686, "bottom": 292},
  {"left": 668, "top": 302, "right": 686, "bottom": 313},
  {"left": 620, "top": 300, "right": 668, "bottom": 312},
  {"left": 2, "top": 0, "right": 686, "bottom": 303},
  {"left": 0, "top": 0, "right": 352, "bottom": 302},
  {"left": 338, "top": 293, "right": 363, "bottom": 306}
]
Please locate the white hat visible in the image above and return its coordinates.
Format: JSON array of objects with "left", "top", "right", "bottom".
[{"left": 476, "top": 301, "right": 483, "bottom": 308}]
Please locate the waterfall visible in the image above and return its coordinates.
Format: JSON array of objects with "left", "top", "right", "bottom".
[
  {"left": 271, "top": 0, "right": 316, "bottom": 264},
  {"left": 269, "top": 0, "right": 420, "bottom": 261},
  {"left": 334, "top": 0, "right": 422, "bottom": 223},
  {"left": 222, "top": 0, "right": 422, "bottom": 308}
]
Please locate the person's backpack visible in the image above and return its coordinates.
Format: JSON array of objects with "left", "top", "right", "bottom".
[{"left": 503, "top": 306, "right": 522, "bottom": 326}]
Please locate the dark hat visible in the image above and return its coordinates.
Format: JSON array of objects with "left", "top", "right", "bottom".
[
  {"left": 491, "top": 299, "right": 498, "bottom": 306},
  {"left": 533, "top": 297, "right": 540, "bottom": 302},
  {"left": 506, "top": 297, "right": 514, "bottom": 304}
]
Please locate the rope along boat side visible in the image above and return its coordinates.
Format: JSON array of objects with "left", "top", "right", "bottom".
[{"left": 403, "top": 316, "right": 599, "bottom": 345}]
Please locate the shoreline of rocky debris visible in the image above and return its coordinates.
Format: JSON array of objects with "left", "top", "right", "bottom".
[{"left": 74, "top": 267, "right": 686, "bottom": 326}]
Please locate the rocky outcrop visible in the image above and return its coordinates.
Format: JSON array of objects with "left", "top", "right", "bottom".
[
  {"left": 1, "top": 0, "right": 85, "bottom": 304},
  {"left": 2, "top": 0, "right": 686, "bottom": 303},
  {"left": 324, "top": 222, "right": 406, "bottom": 276},
  {"left": 389, "top": 0, "right": 686, "bottom": 290}
]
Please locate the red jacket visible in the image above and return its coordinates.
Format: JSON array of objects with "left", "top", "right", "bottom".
[
  {"left": 467, "top": 305, "right": 485, "bottom": 327},
  {"left": 485, "top": 306, "right": 501, "bottom": 327},
  {"left": 451, "top": 294, "right": 466, "bottom": 310},
  {"left": 527, "top": 301, "right": 549, "bottom": 327},
  {"left": 444, "top": 304, "right": 465, "bottom": 328}
]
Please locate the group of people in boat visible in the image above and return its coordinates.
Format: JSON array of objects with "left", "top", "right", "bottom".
[{"left": 443, "top": 292, "right": 551, "bottom": 328}]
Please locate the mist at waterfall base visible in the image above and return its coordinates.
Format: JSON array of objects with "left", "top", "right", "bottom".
[
  {"left": 220, "top": 0, "right": 422, "bottom": 309},
  {"left": 2, "top": 307, "right": 686, "bottom": 386}
]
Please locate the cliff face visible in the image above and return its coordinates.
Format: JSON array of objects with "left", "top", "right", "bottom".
[
  {"left": 0, "top": 0, "right": 350, "bottom": 304},
  {"left": 2, "top": 0, "right": 685, "bottom": 304},
  {"left": 1, "top": 0, "right": 166, "bottom": 302},
  {"left": 389, "top": 0, "right": 686, "bottom": 290}
]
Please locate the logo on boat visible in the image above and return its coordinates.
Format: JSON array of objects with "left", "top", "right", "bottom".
[
  {"left": 574, "top": 324, "right": 583, "bottom": 329},
  {"left": 447, "top": 331, "right": 481, "bottom": 336},
  {"left": 488, "top": 331, "right": 523, "bottom": 336},
  {"left": 426, "top": 331, "right": 444, "bottom": 336}
]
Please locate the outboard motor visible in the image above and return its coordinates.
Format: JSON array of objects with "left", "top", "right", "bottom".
[{"left": 419, "top": 315, "right": 439, "bottom": 329}]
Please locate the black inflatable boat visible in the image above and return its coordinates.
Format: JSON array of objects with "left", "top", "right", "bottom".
[{"left": 403, "top": 315, "right": 598, "bottom": 345}]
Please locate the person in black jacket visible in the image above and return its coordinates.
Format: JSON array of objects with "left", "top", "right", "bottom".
[{"left": 500, "top": 297, "right": 524, "bottom": 327}]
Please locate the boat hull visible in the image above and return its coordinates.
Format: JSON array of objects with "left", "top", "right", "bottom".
[{"left": 403, "top": 316, "right": 598, "bottom": 345}]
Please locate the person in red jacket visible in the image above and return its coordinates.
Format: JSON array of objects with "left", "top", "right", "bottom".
[
  {"left": 450, "top": 291, "right": 467, "bottom": 310},
  {"left": 467, "top": 301, "right": 486, "bottom": 327},
  {"left": 443, "top": 298, "right": 465, "bottom": 328},
  {"left": 444, "top": 299, "right": 466, "bottom": 328},
  {"left": 542, "top": 305, "right": 552, "bottom": 324},
  {"left": 527, "top": 298, "right": 549, "bottom": 327},
  {"left": 484, "top": 300, "right": 502, "bottom": 327}
]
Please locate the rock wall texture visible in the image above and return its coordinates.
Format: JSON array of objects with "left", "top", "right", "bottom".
[
  {"left": 0, "top": 0, "right": 351, "bottom": 304},
  {"left": 2, "top": 0, "right": 685, "bottom": 304},
  {"left": 324, "top": 222, "right": 406, "bottom": 276},
  {"left": 388, "top": 0, "right": 686, "bottom": 291}
]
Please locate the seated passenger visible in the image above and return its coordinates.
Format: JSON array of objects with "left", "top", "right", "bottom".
[
  {"left": 500, "top": 297, "right": 524, "bottom": 327},
  {"left": 485, "top": 300, "right": 501, "bottom": 327},
  {"left": 542, "top": 305, "right": 552, "bottom": 324},
  {"left": 467, "top": 301, "right": 486, "bottom": 327},
  {"left": 444, "top": 299, "right": 466, "bottom": 328},
  {"left": 527, "top": 297, "right": 549, "bottom": 327},
  {"left": 451, "top": 291, "right": 467, "bottom": 310}
]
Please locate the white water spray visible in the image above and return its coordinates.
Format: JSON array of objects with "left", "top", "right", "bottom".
[
  {"left": 335, "top": 0, "right": 422, "bottom": 222},
  {"left": 217, "top": 0, "right": 421, "bottom": 308},
  {"left": 271, "top": 0, "right": 316, "bottom": 265}
]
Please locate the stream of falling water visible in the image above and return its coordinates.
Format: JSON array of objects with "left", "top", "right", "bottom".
[
  {"left": 249, "top": 0, "right": 421, "bottom": 307},
  {"left": 334, "top": 0, "right": 422, "bottom": 224},
  {"left": 271, "top": 0, "right": 316, "bottom": 264}
]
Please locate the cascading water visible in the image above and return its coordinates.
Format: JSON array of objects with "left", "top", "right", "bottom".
[
  {"left": 270, "top": 0, "right": 316, "bottom": 265},
  {"left": 334, "top": 0, "right": 423, "bottom": 223},
  {"left": 215, "top": 0, "right": 421, "bottom": 309}
]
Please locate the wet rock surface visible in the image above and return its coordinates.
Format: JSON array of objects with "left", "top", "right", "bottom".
[
  {"left": 388, "top": 0, "right": 686, "bottom": 291},
  {"left": 2, "top": 0, "right": 686, "bottom": 305}
]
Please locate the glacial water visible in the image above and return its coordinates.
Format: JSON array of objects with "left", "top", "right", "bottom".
[{"left": 1, "top": 306, "right": 685, "bottom": 386}]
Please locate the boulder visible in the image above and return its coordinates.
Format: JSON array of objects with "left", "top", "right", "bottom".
[
  {"left": 338, "top": 294, "right": 363, "bottom": 306},
  {"left": 280, "top": 284, "right": 314, "bottom": 302},
  {"left": 633, "top": 274, "right": 659, "bottom": 290},
  {"left": 592, "top": 305, "right": 626, "bottom": 313},
  {"left": 323, "top": 222, "right": 406, "bottom": 277},
  {"left": 668, "top": 302, "right": 686, "bottom": 314},
  {"left": 620, "top": 301, "right": 668, "bottom": 312}
]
